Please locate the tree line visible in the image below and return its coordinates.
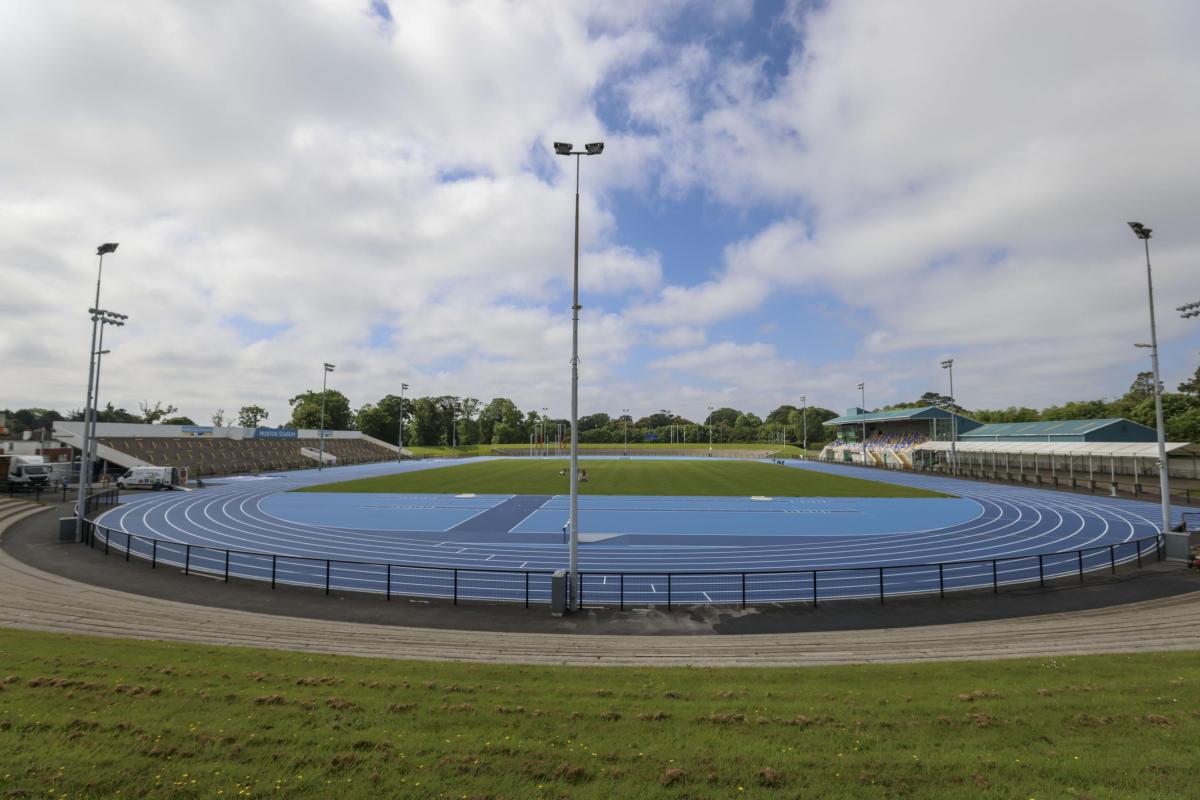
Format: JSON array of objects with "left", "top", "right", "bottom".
[{"left": 4, "top": 361, "right": 1197, "bottom": 446}]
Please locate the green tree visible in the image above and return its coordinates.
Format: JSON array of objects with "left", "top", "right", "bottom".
[
  {"left": 578, "top": 413, "right": 611, "bottom": 432},
  {"left": 288, "top": 390, "right": 353, "bottom": 431},
  {"left": 237, "top": 405, "right": 269, "bottom": 428},
  {"left": 211, "top": 409, "right": 227, "bottom": 427},
  {"left": 1166, "top": 404, "right": 1200, "bottom": 442},
  {"left": 138, "top": 400, "right": 179, "bottom": 424},
  {"left": 765, "top": 405, "right": 799, "bottom": 426},
  {"left": 96, "top": 403, "right": 140, "bottom": 423},
  {"left": 478, "top": 398, "right": 527, "bottom": 444},
  {"left": 356, "top": 394, "right": 409, "bottom": 445},
  {"left": 704, "top": 407, "right": 740, "bottom": 427},
  {"left": 1040, "top": 400, "right": 1109, "bottom": 421},
  {"left": 1179, "top": 364, "right": 1200, "bottom": 397},
  {"left": 161, "top": 416, "right": 196, "bottom": 426},
  {"left": 1127, "top": 371, "right": 1157, "bottom": 402},
  {"left": 970, "top": 407, "right": 1040, "bottom": 423}
]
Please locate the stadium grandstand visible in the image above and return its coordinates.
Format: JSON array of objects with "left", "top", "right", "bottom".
[
  {"left": 821, "top": 409, "right": 1200, "bottom": 497},
  {"left": 53, "top": 421, "right": 398, "bottom": 483},
  {"left": 820, "top": 406, "right": 980, "bottom": 468}
]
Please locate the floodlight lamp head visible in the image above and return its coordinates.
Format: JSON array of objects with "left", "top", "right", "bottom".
[
  {"left": 323, "top": 362, "right": 335, "bottom": 371},
  {"left": 96, "top": 349, "right": 110, "bottom": 356},
  {"left": 584, "top": 142, "right": 604, "bottom": 155},
  {"left": 941, "top": 358, "right": 953, "bottom": 368},
  {"left": 553, "top": 142, "right": 573, "bottom": 155},
  {"left": 97, "top": 243, "right": 119, "bottom": 255},
  {"left": 1127, "top": 221, "right": 1152, "bottom": 239},
  {"left": 1134, "top": 342, "right": 1153, "bottom": 349}
]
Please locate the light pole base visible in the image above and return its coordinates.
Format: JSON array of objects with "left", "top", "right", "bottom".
[{"left": 1163, "top": 532, "right": 1193, "bottom": 562}]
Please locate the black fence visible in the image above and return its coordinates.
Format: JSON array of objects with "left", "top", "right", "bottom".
[
  {"left": 822, "top": 454, "right": 1199, "bottom": 506},
  {"left": 82, "top": 487, "right": 121, "bottom": 515},
  {"left": 80, "top": 520, "right": 1163, "bottom": 609}
]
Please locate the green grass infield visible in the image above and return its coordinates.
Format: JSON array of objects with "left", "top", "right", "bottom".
[
  {"left": 0, "top": 628, "right": 1195, "bottom": 798},
  {"left": 298, "top": 458, "right": 946, "bottom": 498}
]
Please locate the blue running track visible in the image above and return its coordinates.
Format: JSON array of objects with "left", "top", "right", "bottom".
[{"left": 91, "top": 457, "right": 1182, "bottom": 606}]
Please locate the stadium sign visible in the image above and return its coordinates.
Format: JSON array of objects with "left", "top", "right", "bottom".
[
  {"left": 254, "top": 428, "right": 298, "bottom": 440},
  {"left": 181, "top": 425, "right": 213, "bottom": 438}
]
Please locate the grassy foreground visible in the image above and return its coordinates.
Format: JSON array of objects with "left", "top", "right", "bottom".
[
  {"left": 300, "top": 458, "right": 944, "bottom": 498},
  {"left": 0, "top": 629, "right": 1196, "bottom": 799}
]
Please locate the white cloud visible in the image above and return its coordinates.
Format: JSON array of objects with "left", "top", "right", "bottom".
[
  {"left": 3, "top": 0, "right": 1199, "bottom": 425},
  {"left": 624, "top": 0, "right": 1200, "bottom": 406}
]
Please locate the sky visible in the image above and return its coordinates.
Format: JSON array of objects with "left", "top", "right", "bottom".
[{"left": 3, "top": 0, "right": 1199, "bottom": 426}]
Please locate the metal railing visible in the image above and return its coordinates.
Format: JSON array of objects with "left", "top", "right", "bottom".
[
  {"left": 820, "top": 454, "right": 1199, "bottom": 506},
  {"left": 80, "top": 520, "right": 1163, "bottom": 609},
  {"left": 81, "top": 487, "right": 120, "bottom": 515}
]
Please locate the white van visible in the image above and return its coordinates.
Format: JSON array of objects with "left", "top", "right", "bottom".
[{"left": 117, "top": 466, "right": 175, "bottom": 490}]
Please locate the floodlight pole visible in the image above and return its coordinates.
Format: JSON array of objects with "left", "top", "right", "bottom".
[
  {"left": 76, "top": 244, "right": 117, "bottom": 542},
  {"left": 1128, "top": 222, "right": 1177, "bottom": 557},
  {"left": 942, "top": 359, "right": 957, "bottom": 473},
  {"left": 622, "top": 408, "right": 629, "bottom": 455},
  {"left": 396, "top": 382, "right": 408, "bottom": 462},
  {"left": 858, "top": 383, "right": 866, "bottom": 465},
  {"left": 707, "top": 405, "right": 714, "bottom": 453},
  {"left": 555, "top": 140, "right": 603, "bottom": 611},
  {"left": 799, "top": 396, "right": 807, "bottom": 456},
  {"left": 318, "top": 363, "right": 334, "bottom": 471}
]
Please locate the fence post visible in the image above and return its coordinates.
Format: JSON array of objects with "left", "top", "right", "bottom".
[
  {"left": 224, "top": 551, "right": 230, "bottom": 582},
  {"left": 878, "top": 567, "right": 885, "bottom": 604},
  {"left": 992, "top": 560, "right": 998, "bottom": 593},
  {"left": 524, "top": 570, "right": 529, "bottom": 609},
  {"left": 325, "top": 560, "right": 331, "bottom": 595},
  {"left": 938, "top": 563, "right": 944, "bottom": 598},
  {"left": 151, "top": 540, "right": 157, "bottom": 569},
  {"left": 453, "top": 568, "right": 458, "bottom": 605},
  {"left": 1136, "top": 539, "right": 1143, "bottom": 568},
  {"left": 741, "top": 572, "right": 747, "bottom": 609},
  {"left": 271, "top": 555, "right": 277, "bottom": 589},
  {"left": 125, "top": 533, "right": 131, "bottom": 562},
  {"left": 812, "top": 570, "right": 818, "bottom": 607},
  {"left": 184, "top": 544, "right": 190, "bottom": 575},
  {"left": 1077, "top": 550, "right": 1084, "bottom": 583},
  {"left": 104, "top": 529, "right": 109, "bottom": 556},
  {"left": 1038, "top": 554, "right": 1044, "bottom": 587},
  {"left": 1109, "top": 545, "right": 1116, "bottom": 574},
  {"left": 387, "top": 564, "right": 392, "bottom": 602},
  {"left": 667, "top": 574, "right": 672, "bottom": 611},
  {"left": 619, "top": 573, "right": 624, "bottom": 611},
  {"left": 1157, "top": 536, "right": 1163, "bottom": 562}
]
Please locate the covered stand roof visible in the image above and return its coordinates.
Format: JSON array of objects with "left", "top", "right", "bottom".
[
  {"left": 825, "top": 406, "right": 973, "bottom": 426},
  {"left": 958, "top": 418, "right": 1157, "bottom": 441},
  {"left": 916, "top": 441, "right": 1200, "bottom": 458}
]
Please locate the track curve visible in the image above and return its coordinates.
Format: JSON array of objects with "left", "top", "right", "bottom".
[{"left": 90, "top": 459, "right": 1183, "bottom": 604}]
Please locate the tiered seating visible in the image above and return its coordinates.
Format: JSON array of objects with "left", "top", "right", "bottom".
[
  {"left": 98, "top": 436, "right": 395, "bottom": 478},
  {"left": 864, "top": 432, "right": 929, "bottom": 451}
]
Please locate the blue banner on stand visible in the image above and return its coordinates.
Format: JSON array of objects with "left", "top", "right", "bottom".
[{"left": 254, "top": 428, "right": 298, "bottom": 440}]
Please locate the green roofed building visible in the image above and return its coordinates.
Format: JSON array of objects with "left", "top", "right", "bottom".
[{"left": 959, "top": 418, "right": 1157, "bottom": 443}]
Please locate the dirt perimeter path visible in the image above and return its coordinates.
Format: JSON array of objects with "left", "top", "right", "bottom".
[{"left": 3, "top": 504, "right": 1200, "bottom": 666}]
